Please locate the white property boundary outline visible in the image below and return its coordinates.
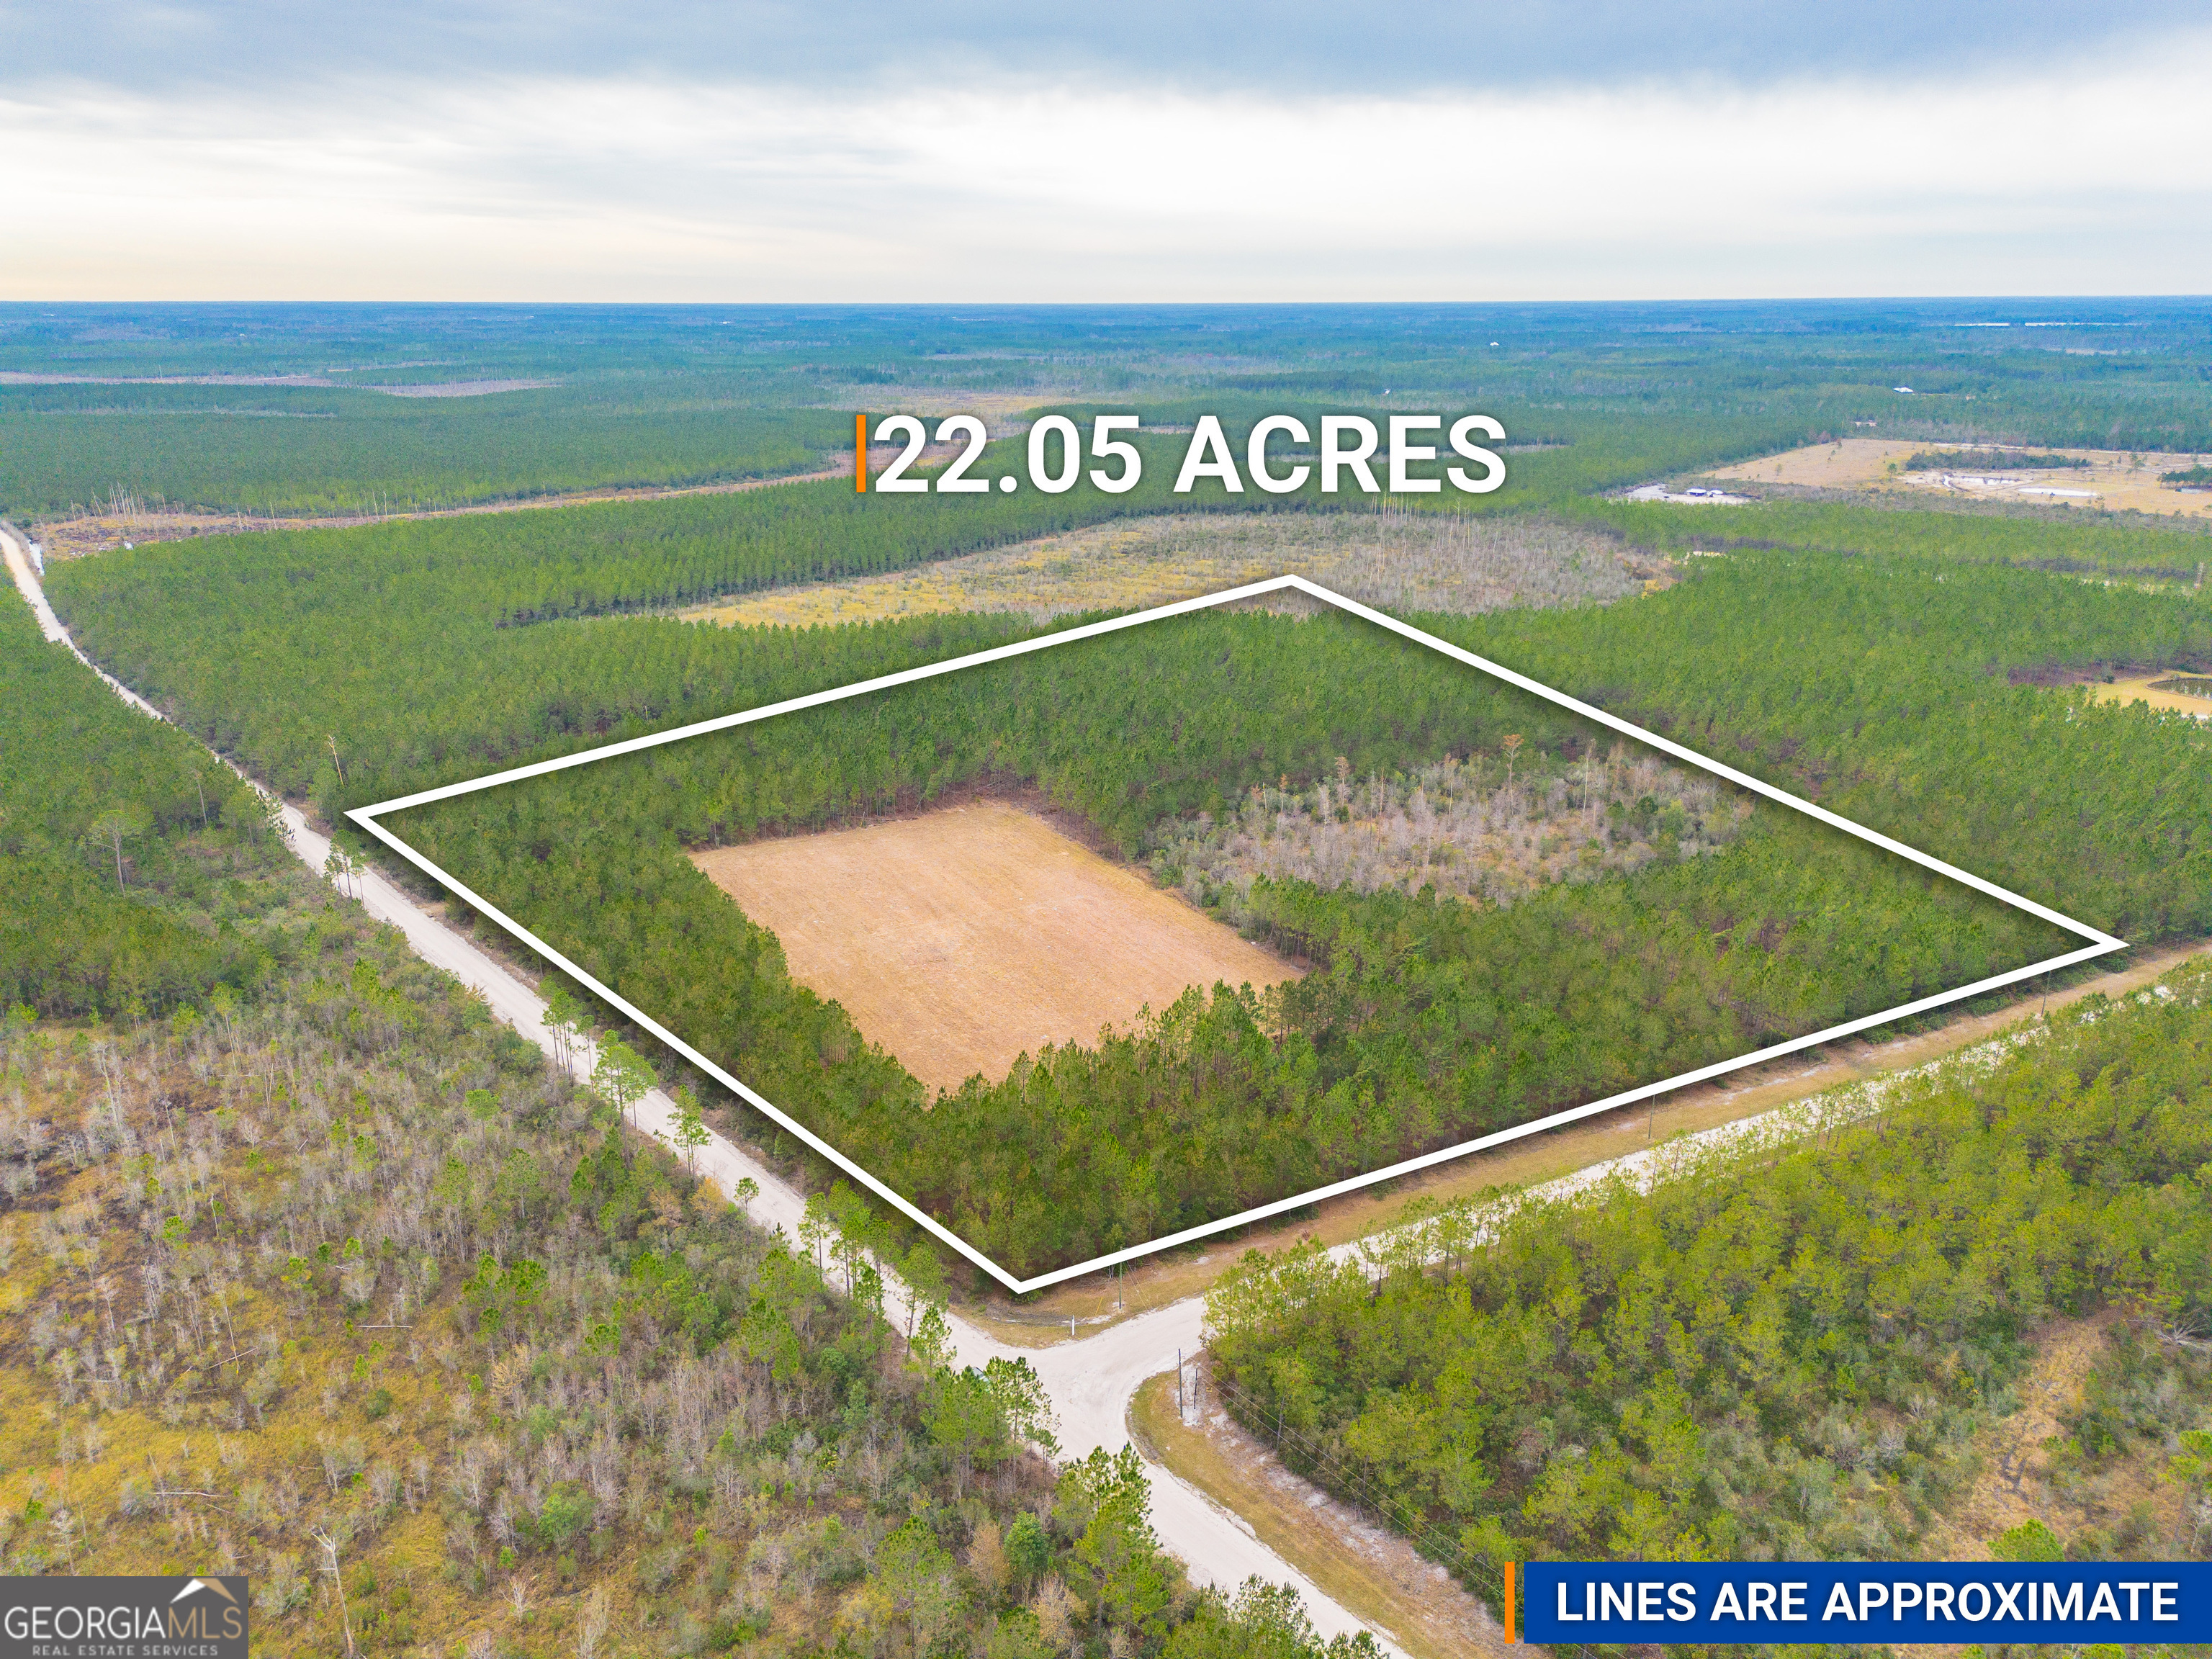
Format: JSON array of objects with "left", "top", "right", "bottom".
[{"left": 352, "top": 574, "right": 2126, "bottom": 1294}]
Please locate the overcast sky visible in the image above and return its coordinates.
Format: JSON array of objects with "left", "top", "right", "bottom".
[{"left": 4, "top": 1, "right": 2208, "bottom": 301}]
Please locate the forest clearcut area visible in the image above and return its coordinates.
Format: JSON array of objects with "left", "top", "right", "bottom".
[
  {"left": 1707, "top": 436, "right": 2212, "bottom": 518},
  {"left": 679, "top": 510, "right": 1647, "bottom": 630},
  {"left": 691, "top": 804, "right": 1300, "bottom": 1094},
  {"left": 2081, "top": 670, "right": 2212, "bottom": 720}
]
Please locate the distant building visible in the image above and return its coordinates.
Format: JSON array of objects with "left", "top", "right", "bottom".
[{"left": 1893, "top": 386, "right": 1915, "bottom": 394}]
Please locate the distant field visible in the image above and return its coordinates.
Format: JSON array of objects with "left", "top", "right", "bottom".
[
  {"left": 691, "top": 802, "right": 1300, "bottom": 1093},
  {"left": 28, "top": 458, "right": 853, "bottom": 560},
  {"left": 1707, "top": 437, "right": 2212, "bottom": 518},
  {"left": 2083, "top": 671, "right": 2212, "bottom": 719},
  {"left": 681, "top": 508, "right": 1643, "bottom": 627}
]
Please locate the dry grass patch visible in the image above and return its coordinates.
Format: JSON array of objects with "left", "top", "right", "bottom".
[
  {"left": 2084, "top": 671, "right": 2212, "bottom": 719},
  {"left": 1912, "top": 1313, "right": 2210, "bottom": 1591},
  {"left": 1154, "top": 747, "right": 1748, "bottom": 911},
  {"left": 681, "top": 509, "right": 1642, "bottom": 630},
  {"left": 691, "top": 802, "right": 1300, "bottom": 1094},
  {"left": 1707, "top": 439, "right": 2212, "bottom": 519}
]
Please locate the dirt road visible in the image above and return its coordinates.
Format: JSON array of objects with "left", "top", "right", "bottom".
[
  {"left": 18, "top": 521, "right": 2199, "bottom": 1656},
  {"left": 1, "top": 523, "right": 1388, "bottom": 1652}
]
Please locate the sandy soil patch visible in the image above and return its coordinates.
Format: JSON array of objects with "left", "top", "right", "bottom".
[
  {"left": 1916, "top": 1316, "right": 2119, "bottom": 1564},
  {"left": 1706, "top": 438, "right": 2212, "bottom": 519},
  {"left": 2084, "top": 672, "right": 2212, "bottom": 719},
  {"left": 689, "top": 802, "right": 1300, "bottom": 1094},
  {"left": 683, "top": 510, "right": 1643, "bottom": 629},
  {"left": 1908, "top": 1316, "right": 2203, "bottom": 1603},
  {"left": 1619, "top": 484, "right": 1754, "bottom": 504},
  {"left": 1708, "top": 437, "right": 1930, "bottom": 489}
]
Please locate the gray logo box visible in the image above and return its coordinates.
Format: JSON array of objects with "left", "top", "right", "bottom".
[{"left": 1, "top": 1577, "right": 248, "bottom": 1659}]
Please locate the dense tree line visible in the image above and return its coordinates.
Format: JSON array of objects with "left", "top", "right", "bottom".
[
  {"left": 1204, "top": 959, "right": 2212, "bottom": 1582},
  {"left": 0, "top": 387, "right": 850, "bottom": 520},
  {"left": 390, "top": 574, "right": 2151, "bottom": 1276},
  {"left": 47, "top": 439, "right": 1225, "bottom": 799},
  {"left": 42, "top": 405, "right": 1837, "bottom": 804},
  {"left": 17, "top": 295, "right": 2212, "bottom": 517},
  {"left": 1587, "top": 495, "right": 2212, "bottom": 580},
  {"left": 0, "top": 624, "right": 1354, "bottom": 1659},
  {"left": 0, "top": 598, "right": 292, "bottom": 1017},
  {"left": 47, "top": 529, "right": 2212, "bottom": 1277},
  {"left": 1902, "top": 449, "right": 2091, "bottom": 471},
  {"left": 1442, "top": 553, "right": 2212, "bottom": 944},
  {"left": 921, "top": 807, "right": 2056, "bottom": 1272},
  {"left": 48, "top": 456, "right": 2212, "bottom": 822}
]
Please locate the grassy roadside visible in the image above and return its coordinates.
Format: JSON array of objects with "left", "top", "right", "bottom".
[
  {"left": 963, "top": 938, "right": 2210, "bottom": 1347},
  {"left": 1129, "top": 1373, "right": 1506, "bottom": 1659}
]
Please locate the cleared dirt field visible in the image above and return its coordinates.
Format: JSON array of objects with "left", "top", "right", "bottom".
[
  {"left": 690, "top": 802, "right": 1300, "bottom": 1093},
  {"left": 1706, "top": 437, "right": 2212, "bottom": 518},
  {"left": 680, "top": 508, "right": 1642, "bottom": 629},
  {"left": 2085, "top": 671, "right": 2212, "bottom": 719}
]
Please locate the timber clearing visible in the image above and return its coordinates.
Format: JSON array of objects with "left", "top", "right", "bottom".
[
  {"left": 2085, "top": 670, "right": 2212, "bottom": 719},
  {"left": 678, "top": 508, "right": 1642, "bottom": 629},
  {"left": 690, "top": 801, "right": 1300, "bottom": 1094},
  {"left": 1706, "top": 436, "right": 2212, "bottom": 518}
]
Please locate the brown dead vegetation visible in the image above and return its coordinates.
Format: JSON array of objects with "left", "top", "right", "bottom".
[{"left": 682, "top": 509, "right": 1645, "bottom": 631}]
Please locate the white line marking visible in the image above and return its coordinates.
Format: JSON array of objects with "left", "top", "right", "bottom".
[{"left": 353, "top": 574, "right": 2125, "bottom": 1293}]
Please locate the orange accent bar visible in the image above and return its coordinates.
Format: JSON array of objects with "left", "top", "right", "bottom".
[
  {"left": 855, "top": 413, "right": 868, "bottom": 493},
  {"left": 1505, "top": 1561, "right": 1516, "bottom": 1642}
]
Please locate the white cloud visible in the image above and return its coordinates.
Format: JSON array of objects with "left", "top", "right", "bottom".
[{"left": 5, "top": 42, "right": 2209, "bottom": 300}]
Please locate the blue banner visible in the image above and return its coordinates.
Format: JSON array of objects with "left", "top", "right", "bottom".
[{"left": 1519, "top": 1562, "right": 2212, "bottom": 1644}]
